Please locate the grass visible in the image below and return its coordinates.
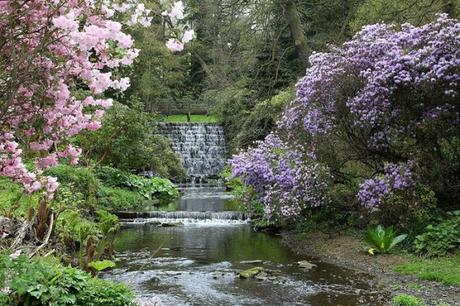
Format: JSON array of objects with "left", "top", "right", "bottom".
[
  {"left": 394, "top": 253, "right": 460, "bottom": 286},
  {"left": 158, "top": 114, "right": 218, "bottom": 123},
  {"left": 407, "top": 282, "right": 426, "bottom": 290},
  {"left": 392, "top": 294, "right": 425, "bottom": 306}
]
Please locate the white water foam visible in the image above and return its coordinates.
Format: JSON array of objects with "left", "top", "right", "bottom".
[{"left": 122, "top": 217, "right": 248, "bottom": 227}]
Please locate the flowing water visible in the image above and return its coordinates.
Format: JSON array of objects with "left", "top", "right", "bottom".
[
  {"left": 105, "top": 124, "right": 387, "bottom": 305},
  {"left": 105, "top": 187, "right": 387, "bottom": 306}
]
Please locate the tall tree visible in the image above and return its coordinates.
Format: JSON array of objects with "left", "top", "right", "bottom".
[{"left": 281, "top": 0, "right": 310, "bottom": 68}]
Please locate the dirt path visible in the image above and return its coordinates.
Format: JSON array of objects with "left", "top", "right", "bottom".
[{"left": 282, "top": 230, "right": 460, "bottom": 306}]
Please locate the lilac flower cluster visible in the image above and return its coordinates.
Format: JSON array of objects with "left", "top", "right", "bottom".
[
  {"left": 358, "top": 162, "right": 416, "bottom": 207},
  {"left": 283, "top": 15, "right": 458, "bottom": 207},
  {"left": 281, "top": 15, "right": 459, "bottom": 140},
  {"left": 229, "top": 133, "right": 330, "bottom": 221}
]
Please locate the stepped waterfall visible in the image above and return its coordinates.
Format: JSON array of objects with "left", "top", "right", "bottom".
[{"left": 158, "top": 123, "right": 226, "bottom": 178}]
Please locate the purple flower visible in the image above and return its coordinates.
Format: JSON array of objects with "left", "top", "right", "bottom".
[
  {"left": 357, "top": 161, "right": 416, "bottom": 207},
  {"left": 229, "top": 133, "right": 330, "bottom": 221}
]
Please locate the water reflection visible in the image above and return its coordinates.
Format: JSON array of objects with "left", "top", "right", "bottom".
[{"left": 177, "top": 187, "right": 233, "bottom": 212}]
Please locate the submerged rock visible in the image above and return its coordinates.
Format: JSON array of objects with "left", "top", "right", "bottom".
[
  {"left": 240, "top": 260, "right": 263, "bottom": 265},
  {"left": 147, "top": 221, "right": 162, "bottom": 226},
  {"left": 297, "top": 260, "right": 317, "bottom": 271},
  {"left": 239, "top": 266, "right": 264, "bottom": 279},
  {"left": 255, "top": 271, "right": 268, "bottom": 281},
  {"left": 161, "top": 222, "right": 184, "bottom": 227}
]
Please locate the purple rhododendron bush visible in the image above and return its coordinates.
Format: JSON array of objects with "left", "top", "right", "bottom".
[{"left": 230, "top": 15, "right": 460, "bottom": 232}]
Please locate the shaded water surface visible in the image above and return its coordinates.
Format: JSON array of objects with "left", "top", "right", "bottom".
[{"left": 106, "top": 187, "right": 387, "bottom": 305}]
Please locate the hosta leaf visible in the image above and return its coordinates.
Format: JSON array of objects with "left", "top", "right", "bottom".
[{"left": 88, "top": 260, "right": 116, "bottom": 271}]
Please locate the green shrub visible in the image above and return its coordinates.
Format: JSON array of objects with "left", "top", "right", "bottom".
[
  {"left": 147, "top": 177, "right": 179, "bottom": 200},
  {"left": 414, "top": 211, "right": 460, "bottom": 257},
  {"left": 365, "top": 225, "right": 407, "bottom": 254},
  {"left": 370, "top": 183, "right": 437, "bottom": 240},
  {"left": 74, "top": 101, "right": 185, "bottom": 179},
  {"left": 55, "top": 209, "right": 120, "bottom": 268},
  {"left": 233, "top": 88, "right": 295, "bottom": 149},
  {"left": 56, "top": 210, "right": 99, "bottom": 243},
  {"left": 96, "top": 186, "right": 147, "bottom": 211},
  {"left": 94, "top": 166, "right": 129, "bottom": 187},
  {"left": 44, "top": 165, "right": 177, "bottom": 211},
  {"left": 76, "top": 276, "right": 134, "bottom": 306},
  {"left": 52, "top": 183, "right": 86, "bottom": 211},
  {"left": 393, "top": 294, "right": 425, "bottom": 306},
  {"left": 0, "top": 253, "right": 134, "bottom": 306},
  {"left": 45, "top": 165, "right": 99, "bottom": 206},
  {"left": 96, "top": 210, "right": 119, "bottom": 236}
]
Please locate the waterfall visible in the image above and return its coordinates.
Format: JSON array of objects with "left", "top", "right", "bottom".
[
  {"left": 158, "top": 123, "right": 226, "bottom": 178},
  {"left": 116, "top": 211, "right": 248, "bottom": 226}
]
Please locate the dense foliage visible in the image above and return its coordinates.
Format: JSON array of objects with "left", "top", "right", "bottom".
[
  {"left": 414, "top": 211, "right": 460, "bottom": 256},
  {"left": 230, "top": 16, "right": 460, "bottom": 230},
  {"left": 95, "top": 166, "right": 179, "bottom": 201},
  {"left": 0, "top": 253, "right": 134, "bottom": 306},
  {"left": 45, "top": 165, "right": 179, "bottom": 211}
]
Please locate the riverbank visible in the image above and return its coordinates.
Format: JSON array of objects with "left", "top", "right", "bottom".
[{"left": 282, "top": 230, "right": 460, "bottom": 306}]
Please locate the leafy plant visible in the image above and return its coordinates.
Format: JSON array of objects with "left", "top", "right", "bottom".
[
  {"left": 95, "top": 166, "right": 179, "bottom": 201},
  {"left": 94, "top": 210, "right": 119, "bottom": 260},
  {"left": 88, "top": 260, "right": 116, "bottom": 272},
  {"left": 0, "top": 177, "right": 40, "bottom": 219},
  {"left": 414, "top": 211, "right": 460, "bottom": 257},
  {"left": 45, "top": 165, "right": 99, "bottom": 204},
  {"left": 365, "top": 225, "right": 407, "bottom": 254}
]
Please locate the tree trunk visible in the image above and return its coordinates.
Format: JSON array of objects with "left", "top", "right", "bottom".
[
  {"left": 282, "top": 0, "right": 310, "bottom": 69},
  {"left": 442, "top": 0, "right": 456, "bottom": 17}
]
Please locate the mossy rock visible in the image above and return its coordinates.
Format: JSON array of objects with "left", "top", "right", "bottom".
[{"left": 239, "top": 267, "right": 264, "bottom": 279}]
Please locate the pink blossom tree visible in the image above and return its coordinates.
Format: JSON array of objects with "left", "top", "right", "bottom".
[{"left": 0, "top": 0, "right": 191, "bottom": 200}]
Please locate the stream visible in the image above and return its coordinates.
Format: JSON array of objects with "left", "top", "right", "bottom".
[{"left": 104, "top": 186, "right": 387, "bottom": 305}]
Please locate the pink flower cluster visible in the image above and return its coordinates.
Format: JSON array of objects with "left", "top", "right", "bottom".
[{"left": 162, "top": 1, "right": 194, "bottom": 52}]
